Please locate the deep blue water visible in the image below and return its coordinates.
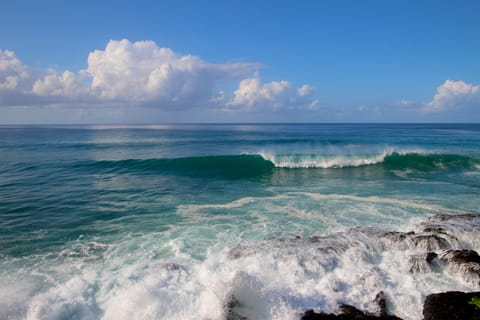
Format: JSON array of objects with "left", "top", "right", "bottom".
[{"left": 1, "top": 124, "right": 479, "bottom": 319}]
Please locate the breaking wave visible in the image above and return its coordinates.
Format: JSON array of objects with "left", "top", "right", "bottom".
[{"left": 72, "top": 150, "right": 480, "bottom": 176}]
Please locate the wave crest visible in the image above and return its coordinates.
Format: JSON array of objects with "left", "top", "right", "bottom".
[
  {"left": 74, "top": 151, "right": 479, "bottom": 176},
  {"left": 258, "top": 149, "right": 424, "bottom": 169}
]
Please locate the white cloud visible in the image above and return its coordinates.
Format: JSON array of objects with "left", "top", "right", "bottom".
[
  {"left": 32, "top": 70, "right": 90, "bottom": 97},
  {"left": 424, "top": 80, "right": 480, "bottom": 112},
  {"left": 394, "top": 99, "right": 416, "bottom": 108},
  {"left": 297, "top": 84, "right": 314, "bottom": 97},
  {"left": 1, "top": 39, "right": 320, "bottom": 118},
  {"left": 86, "top": 39, "right": 260, "bottom": 107},
  {"left": 0, "top": 50, "right": 29, "bottom": 90},
  {"left": 228, "top": 76, "right": 318, "bottom": 111}
]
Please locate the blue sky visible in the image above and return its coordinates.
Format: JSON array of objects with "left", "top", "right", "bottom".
[{"left": 1, "top": 0, "right": 479, "bottom": 123}]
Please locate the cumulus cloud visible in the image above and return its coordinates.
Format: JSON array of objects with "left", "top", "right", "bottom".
[
  {"left": 228, "top": 76, "right": 318, "bottom": 111},
  {"left": 86, "top": 39, "right": 260, "bottom": 107},
  {"left": 0, "top": 50, "right": 29, "bottom": 90},
  {"left": 0, "top": 39, "right": 319, "bottom": 115},
  {"left": 32, "top": 70, "right": 90, "bottom": 97},
  {"left": 424, "top": 80, "right": 480, "bottom": 112}
]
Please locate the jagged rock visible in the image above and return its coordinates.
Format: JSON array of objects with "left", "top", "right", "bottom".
[
  {"left": 376, "top": 229, "right": 453, "bottom": 251},
  {"left": 374, "top": 291, "right": 387, "bottom": 317},
  {"left": 301, "top": 291, "right": 403, "bottom": 320},
  {"left": 439, "top": 250, "right": 480, "bottom": 286},
  {"left": 426, "top": 252, "right": 438, "bottom": 263},
  {"left": 440, "top": 250, "right": 480, "bottom": 264},
  {"left": 422, "top": 226, "right": 446, "bottom": 234},
  {"left": 423, "top": 291, "right": 480, "bottom": 320},
  {"left": 411, "top": 234, "right": 451, "bottom": 251},
  {"left": 301, "top": 304, "right": 403, "bottom": 319}
]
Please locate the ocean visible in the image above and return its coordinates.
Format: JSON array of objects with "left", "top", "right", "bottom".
[{"left": 0, "top": 123, "right": 479, "bottom": 320}]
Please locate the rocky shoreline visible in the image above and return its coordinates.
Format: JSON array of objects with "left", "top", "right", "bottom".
[
  {"left": 300, "top": 213, "right": 480, "bottom": 320},
  {"left": 301, "top": 214, "right": 480, "bottom": 319},
  {"left": 226, "top": 213, "right": 480, "bottom": 320},
  {"left": 301, "top": 291, "right": 480, "bottom": 320}
]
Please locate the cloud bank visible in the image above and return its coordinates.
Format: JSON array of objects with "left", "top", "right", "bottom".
[
  {"left": 2, "top": 41, "right": 478, "bottom": 123},
  {"left": 0, "top": 39, "right": 317, "bottom": 112}
]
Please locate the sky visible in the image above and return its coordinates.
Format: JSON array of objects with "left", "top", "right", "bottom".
[{"left": 0, "top": 0, "right": 479, "bottom": 123}]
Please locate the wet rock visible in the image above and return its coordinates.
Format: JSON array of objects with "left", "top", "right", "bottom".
[
  {"left": 423, "top": 291, "right": 480, "bottom": 320},
  {"left": 224, "top": 295, "right": 247, "bottom": 320},
  {"left": 439, "top": 250, "right": 480, "bottom": 286},
  {"left": 301, "top": 291, "right": 403, "bottom": 320},
  {"left": 381, "top": 231, "right": 414, "bottom": 242},
  {"left": 411, "top": 234, "right": 451, "bottom": 251},
  {"left": 301, "top": 304, "right": 403, "bottom": 319},
  {"left": 422, "top": 226, "right": 447, "bottom": 234},
  {"left": 440, "top": 250, "right": 480, "bottom": 264},
  {"left": 426, "top": 252, "right": 438, "bottom": 263},
  {"left": 375, "top": 229, "right": 454, "bottom": 251},
  {"left": 374, "top": 291, "right": 387, "bottom": 317},
  {"left": 301, "top": 309, "right": 337, "bottom": 320}
]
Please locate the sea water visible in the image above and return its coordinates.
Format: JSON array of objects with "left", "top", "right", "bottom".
[{"left": 0, "top": 123, "right": 479, "bottom": 319}]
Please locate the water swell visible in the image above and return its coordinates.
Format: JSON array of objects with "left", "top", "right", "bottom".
[
  {"left": 76, "top": 155, "right": 275, "bottom": 177},
  {"left": 73, "top": 151, "right": 480, "bottom": 176}
]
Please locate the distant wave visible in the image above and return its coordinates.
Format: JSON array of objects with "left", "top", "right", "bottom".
[{"left": 73, "top": 151, "right": 480, "bottom": 176}]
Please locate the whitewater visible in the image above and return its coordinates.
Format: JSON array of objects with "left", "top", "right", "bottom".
[{"left": 0, "top": 123, "right": 479, "bottom": 320}]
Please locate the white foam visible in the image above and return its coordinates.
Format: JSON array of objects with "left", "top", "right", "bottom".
[
  {"left": 289, "top": 192, "right": 463, "bottom": 213},
  {"left": 2, "top": 205, "right": 479, "bottom": 320},
  {"left": 258, "top": 148, "right": 428, "bottom": 169}
]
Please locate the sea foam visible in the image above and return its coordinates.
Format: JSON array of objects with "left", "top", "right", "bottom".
[{"left": 8, "top": 212, "right": 479, "bottom": 320}]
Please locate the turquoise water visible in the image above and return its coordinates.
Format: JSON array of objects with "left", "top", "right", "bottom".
[{"left": 1, "top": 124, "right": 480, "bottom": 319}]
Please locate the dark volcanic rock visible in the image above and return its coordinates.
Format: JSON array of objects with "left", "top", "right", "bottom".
[
  {"left": 439, "top": 250, "right": 480, "bottom": 286},
  {"left": 301, "top": 291, "right": 403, "bottom": 320},
  {"left": 422, "top": 226, "right": 447, "bottom": 234},
  {"left": 301, "top": 305, "right": 403, "bottom": 319},
  {"left": 375, "top": 229, "right": 454, "bottom": 251},
  {"left": 375, "top": 291, "right": 387, "bottom": 317},
  {"left": 423, "top": 291, "right": 480, "bottom": 320},
  {"left": 440, "top": 250, "right": 480, "bottom": 264},
  {"left": 411, "top": 234, "right": 451, "bottom": 251}
]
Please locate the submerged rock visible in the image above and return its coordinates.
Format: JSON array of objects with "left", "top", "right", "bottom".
[
  {"left": 427, "top": 213, "right": 478, "bottom": 222},
  {"left": 408, "top": 252, "right": 438, "bottom": 273},
  {"left": 423, "top": 291, "right": 480, "bottom": 320},
  {"left": 224, "top": 295, "right": 247, "bottom": 320}
]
